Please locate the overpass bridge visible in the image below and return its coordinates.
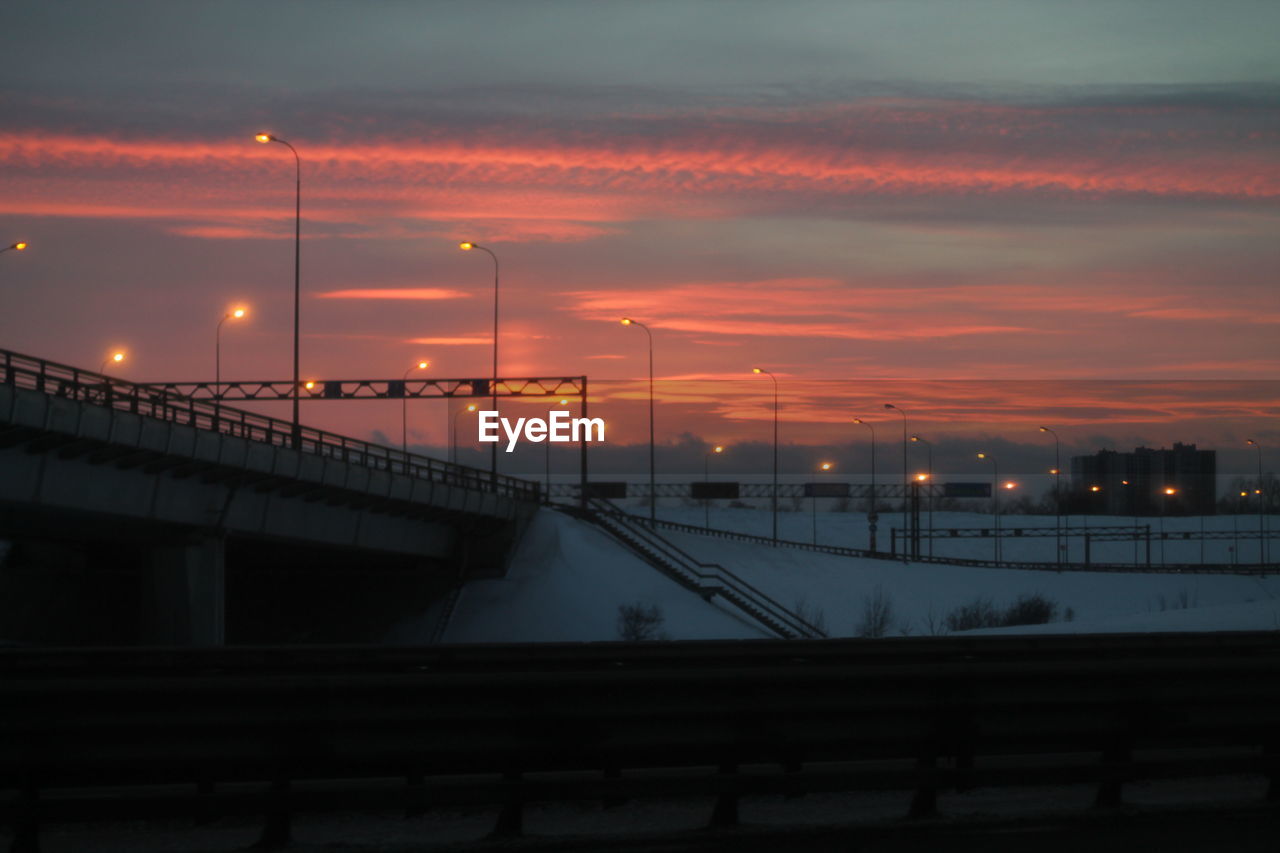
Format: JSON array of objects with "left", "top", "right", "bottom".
[{"left": 0, "top": 349, "right": 544, "bottom": 646}]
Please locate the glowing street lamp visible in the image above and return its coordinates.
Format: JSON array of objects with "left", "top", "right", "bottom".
[
  {"left": 704, "top": 444, "right": 725, "bottom": 528},
  {"left": 910, "top": 434, "right": 934, "bottom": 557},
  {"left": 1039, "top": 426, "right": 1064, "bottom": 563},
  {"left": 459, "top": 240, "right": 500, "bottom": 483},
  {"left": 1246, "top": 439, "right": 1267, "bottom": 564},
  {"left": 254, "top": 132, "right": 303, "bottom": 441},
  {"left": 401, "top": 360, "right": 430, "bottom": 454},
  {"left": 100, "top": 351, "right": 125, "bottom": 374},
  {"left": 753, "top": 367, "right": 779, "bottom": 543},
  {"left": 621, "top": 317, "right": 657, "bottom": 522},
  {"left": 854, "top": 417, "right": 878, "bottom": 551},
  {"left": 884, "top": 403, "right": 909, "bottom": 562},
  {"left": 216, "top": 306, "right": 248, "bottom": 421},
  {"left": 813, "top": 461, "right": 834, "bottom": 545},
  {"left": 1, "top": 241, "right": 28, "bottom": 255},
  {"left": 977, "top": 452, "right": 1000, "bottom": 562},
  {"left": 452, "top": 403, "right": 478, "bottom": 465}
]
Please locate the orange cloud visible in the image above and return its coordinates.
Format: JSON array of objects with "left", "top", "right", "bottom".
[{"left": 317, "top": 288, "right": 471, "bottom": 300}]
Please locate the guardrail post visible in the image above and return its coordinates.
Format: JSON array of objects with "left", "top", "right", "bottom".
[
  {"left": 908, "top": 745, "right": 939, "bottom": 818},
  {"left": 708, "top": 760, "right": 740, "bottom": 827},
  {"left": 9, "top": 779, "right": 40, "bottom": 853},
  {"left": 491, "top": 770, "right": 523, "bottom": 837},
  {"left": 257, "top": 776, "right": 291, "bottom": 849}
]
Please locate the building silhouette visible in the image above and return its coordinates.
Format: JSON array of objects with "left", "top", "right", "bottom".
[{"left": 1070, "top": 443, "right": 1215, "bottom": 516}]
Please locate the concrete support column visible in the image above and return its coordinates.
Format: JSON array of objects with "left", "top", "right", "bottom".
[{"left": 143, "top": 537, "right": 226, "bottom": 646}]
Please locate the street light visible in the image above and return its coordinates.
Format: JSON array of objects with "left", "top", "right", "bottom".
[
  {"left": 704, "top": 444, "right": 725, "bottom": 528},
  {"left": 977, "top": 452, "right": 1000, "bottom": 562},
  {"left": 853, "top": 418, "right": 878, "bottom": 552},
  {"left": 884, "top": 403, "right": 908, "bottom": 562},
  {"left": 621, "top": 318, "right": 656, "bottom": 522},
  {"left": 910, "top": 435, "right": 933, "bottom": 556},
  {"left": 1039, "top": 426, "right": 1063, "bottom": 564},
  {"left": 100, "top": 351, "right": 125, "bottom": 374},
  {"left": 1247, "top": 439, "right": 1266, "bottom": 564},
  {"left": 401, "top": 360, "right": 430, "bottom": 454},
  {"left": 753, "top": 367, "right": 779, "bottom": 543},
  {"left": 452, "top": 403, "right": 478, "bottom": 464},
  {"left": 254, "top": 133, "right": 303, "bottom": 441},
  {"left": 216, "top": 306, "right": 248, "bottom": 422},
  {"left": 459, "top": 241, "right": 500, "bottom": 484},
  {"left": 1, "top": 241, "right": 28, "bottom": 255},
  {"left": 813, "top": 461, "right": 834, "bottom": 545}
]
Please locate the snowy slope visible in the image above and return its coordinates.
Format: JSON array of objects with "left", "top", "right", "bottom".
[
  {"left": 440, "top": 510, "right": 769, "bottom": 643},
  {"left": 412, "top": 508, "right": 1277, "bottom": 643}
]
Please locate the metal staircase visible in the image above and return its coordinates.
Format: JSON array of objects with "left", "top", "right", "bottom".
[{"left": 565, "top": 499, "right": 827, "bottom": 639}]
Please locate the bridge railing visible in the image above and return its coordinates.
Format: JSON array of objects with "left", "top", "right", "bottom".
[{"left": 0, "top": 348, "right": 540, "bottom": 502}]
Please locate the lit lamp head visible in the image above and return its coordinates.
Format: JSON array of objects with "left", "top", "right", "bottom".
[
  {"left": 1039, "top": 426, "right": 1050, "bottom": 433},
  {"left": 254, "top": 133, "right": 274, "bottom": 144},
  {"left": 111, "top": 352, "right": 125, "bottom": 364},
  {"left": 1004, "top": 481, "right": 1016, "bottom": 490},
  {"left": 1164, "top": 487, "right": 1177, "bottom": 496},
  {"left": 10, "top": 242, "right": 27, "bottom": 251},
  {"left": 458, "top": 241, "right": 474, "bottom": 251},
  {"left": 977, "top": 452, "right": 987, "bottom": 460},
  {"left": 1091, "top": 485, "right": 1102, "bottom": 492},
  {"left": 466, "top": 404, "right": 477, "bottom": 412},
  {"left": 820, "top": 462, "right": 833, "bottom": 471},
  {"left": 1050, "top": 468, "right": 1060, "bottom": 475},
  {"left": 714, "top": 445, "right": 724, "bottom": 454},
  {"left": 620, "top": 317, "right": 632, "bottom": 326},
  {"left": 303, "top": 381, "right": 315, "bottom": 390},
  {"left": 417, "top": 361, "right": 429, "bottom": 370},
  {"left": 853, "top": 417, "right": 865, "bottom": 425},
  {"left": 752, "top": 367, "right": 762, "bottom": 374},
  {"left": 916, "top": 473, "right": 928, "bottom": 482},
  {"left": 1247, "top": 439, "right": 1258, "bottom": 447},
  {"left": 559, "top": 398, "right": 569, "bottom": 405}
]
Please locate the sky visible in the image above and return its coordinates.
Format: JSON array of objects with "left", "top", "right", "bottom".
[{"left": 1, "top": 0, "right": 1277, "bottom": 474}]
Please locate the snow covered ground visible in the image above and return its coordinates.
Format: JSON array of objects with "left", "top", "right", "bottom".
[{"left": 422, "top": 507, "right": 1279, "bottom": 644}]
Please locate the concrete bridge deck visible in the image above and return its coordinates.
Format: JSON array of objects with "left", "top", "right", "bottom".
[{"left": 0, "top": 349, "right": 543, "bottom": 646}]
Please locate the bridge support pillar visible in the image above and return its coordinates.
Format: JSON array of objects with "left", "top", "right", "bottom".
[{"left": 142, "top": 537, "right": 226, "bottom": 646}]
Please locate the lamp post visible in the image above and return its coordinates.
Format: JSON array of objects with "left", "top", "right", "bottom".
[
  {"left": 459, "top": 241, "right": 500, "bottom": 484},
  {"left": 1247, "top": 439, "right": 1265, "bottom": 564},
  {"left": 216, "top": 307, "right": 247, "bottom": 422},
  {"left": 1039, "top": 426, "right": 1062, "bottom": 564},
  {"left": 401, "top": 360, "right": 430, "bottom": 454},
  {"left": 100, "top": 351, "right": 125, "bottom": 374},
  {"left": 621, "top": 318, "right": 656, "bottom": 522},
  {"left": 814, "top": 461, "right": 833, "bottom": 545},
  {"left": 910, "top": 435, "right": 933, "bottom": 556},
  {"left": 753, "top": 367, "right": 779, "bottom": 543},
  {"left": 1160, "top": 486, "right": 1178, "bottom": 566},
  {"left": 1, "top": 241, "right": 28, "bottom": 255},
  {"left": 704, "top": 444, "right": 724, "bottom": 528},
  {"left": 978, "top": 452, "right": 999, "bottom": 563},
  {"left": 452, "top": 403, "right": 478, "bottom": 465},
  {"left": 254, "top": 133, "right": 302, "bottom": 442},
  {"left": 548, "top": 398, "right": 569, "bottom": 502},
  {"left": 853, "top": 418, "right": 877, "bottom": 552},
  {"left": 884, "top": 404, "right": 908, "bottom": 562}
]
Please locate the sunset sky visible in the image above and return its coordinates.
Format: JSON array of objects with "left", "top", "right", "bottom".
[{"left": 2, "top": 1, "right": 1277, "bottom": 473}]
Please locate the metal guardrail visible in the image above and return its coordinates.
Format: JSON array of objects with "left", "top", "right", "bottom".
[
  {"left": 576, "top": 499, "right": 827, "bottom": 639},
  {"left": 619, "top": 511, "right": 1275, "bottom": 574},
  {"left": 0, "top": 348, "right": 541, "bottom": 502},
  {"left": 2, "top": 634, "right": 1279, "bottom": 848}
]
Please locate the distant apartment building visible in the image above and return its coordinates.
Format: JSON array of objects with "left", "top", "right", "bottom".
[{"left": 1069, "top": 443, "right": 1216, "bottom": 516}]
